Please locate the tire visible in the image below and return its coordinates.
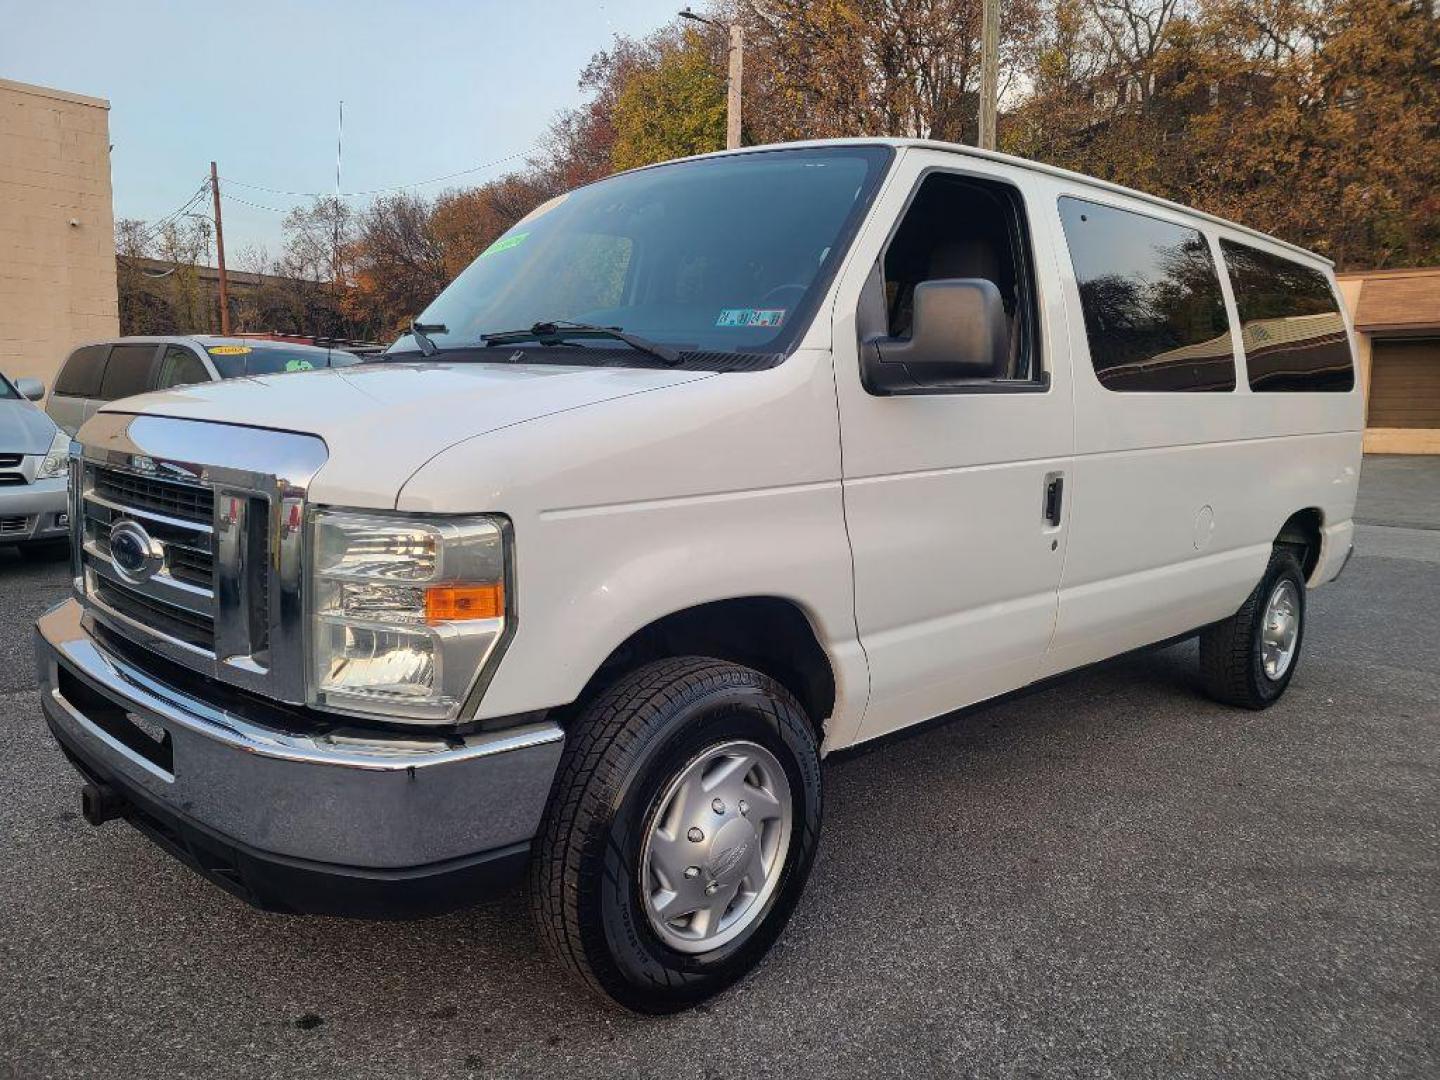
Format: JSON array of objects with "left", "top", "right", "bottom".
[
  {"left": 1199, "top": 548, "right": 1307, "bottom": 709},
  {"left": 529, "top": 657, "right": 822, "bottom": 1013}
]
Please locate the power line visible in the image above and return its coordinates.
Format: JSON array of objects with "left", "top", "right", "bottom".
[
  {"left": 220, "top": 192, "right": 296, "bottom": 214},
  {"left": 220, "top": 146, "right": 534, "bottom": 200},
  {"left": 125, "top": 180, "right": 213, "bottom": 247}
]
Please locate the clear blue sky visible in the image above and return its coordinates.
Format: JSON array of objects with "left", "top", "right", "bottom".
[{"left": 0, "top": 0, "right": 682, "bottom": 257}]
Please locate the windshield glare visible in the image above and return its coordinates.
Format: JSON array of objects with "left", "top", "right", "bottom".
[{"left": 398, "top": 146, "right": 893, "bottom": 360}]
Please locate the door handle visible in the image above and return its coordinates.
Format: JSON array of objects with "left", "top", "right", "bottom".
[{"left": 1043, "top": 473, "right": 1064, "bottom": 527}]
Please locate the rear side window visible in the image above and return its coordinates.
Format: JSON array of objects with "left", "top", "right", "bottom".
[
  {"left": 204, "top": 344, "right": 342, "bottom": 377},
  {"left": 54, "top": 345, "right": 108, "bottom": 397},
  {"left": 98, "top": 343, "right": 158, "bottom": 401},
  {"left": 1059, "top": 197, "right": 1235, "bottom": 392},
  {"left": 1219, "top": 240, "right": 1353, "bottom": 392},
  {"left": 155, "top": 345, "right": 210, "bottom": 390}
]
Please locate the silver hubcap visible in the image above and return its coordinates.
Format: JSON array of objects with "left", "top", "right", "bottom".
[
  {"left": 1261, "top": 579, "right": 1300, "bottom": 680},
  {"left": 640, "top": 740, "right": 792, "bottom": 954}
]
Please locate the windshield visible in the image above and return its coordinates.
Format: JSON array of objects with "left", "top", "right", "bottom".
[
  {"left": 0, "top": 374, "right": 16, "bottom": 400},
  {"left": 393, "top": 145, "right": 893, "bottom": 362}
]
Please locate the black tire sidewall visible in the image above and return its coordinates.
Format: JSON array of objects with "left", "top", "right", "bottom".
[
  {"left": 1247, "top": 555, "right": 1306, "bottom": 704},
  {"left": 586, "top": 680, "right": 821, "bottom": 1012}
]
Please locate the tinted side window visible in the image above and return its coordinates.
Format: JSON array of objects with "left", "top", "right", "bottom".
[
  {"left": 98, "top": 343, "right": 158, "bottom": 401},
  {"left": 54, "top": 345, "right": 109, "bottom": 397},
  {"left": 155, "top": 345, "right": 210, "bottom": 390},
  {"left": 1219, "top": 240, "right": 1353, "bottom": 392},
  {"left": 1059, "top": 197, "right": 1235, "bottom": 392}
]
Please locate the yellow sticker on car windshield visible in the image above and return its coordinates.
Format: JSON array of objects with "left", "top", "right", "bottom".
[{"left": 207, "top": 345, "right": 252, "bottom": 355}]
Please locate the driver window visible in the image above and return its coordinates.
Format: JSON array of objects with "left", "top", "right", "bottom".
[{"left": 883, "top": 173, "right": 1041, "bottom": 382}]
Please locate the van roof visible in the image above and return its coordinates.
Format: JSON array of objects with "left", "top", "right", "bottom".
[{"left": 647, "top": 137, "right": 1332, "bottom": 268}]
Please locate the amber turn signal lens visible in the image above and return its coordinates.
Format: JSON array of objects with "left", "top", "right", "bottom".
[{"left": 425, "top": 583, "right": 504, "bottom": 623}]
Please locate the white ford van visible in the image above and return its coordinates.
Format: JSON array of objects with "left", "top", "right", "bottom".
[{"left": 33, "top": 139, "right": 1362, "bottom": 1012}]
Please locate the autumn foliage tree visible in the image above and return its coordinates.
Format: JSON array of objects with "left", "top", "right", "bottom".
[
  {"left": 118, "top": 0, "right": 1438, "bottom": 339},
  {"left": 1007, "top": 0, "right": 1440, "bottom": 268}
]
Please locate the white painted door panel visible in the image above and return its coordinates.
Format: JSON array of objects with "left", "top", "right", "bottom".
[
  {"left": 1038, "top": 177, "right": 1364, "bottom": 675},
  {"left": 829, "top": 150, "right": 1076, "bottom": 744}
]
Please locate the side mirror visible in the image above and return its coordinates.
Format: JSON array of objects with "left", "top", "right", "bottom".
[
  {"left": 861, "top": 279, "right": 1009, "bottom": 395},
  {"left": 14, "top": 377, "right": 45, "bottom": 401}
]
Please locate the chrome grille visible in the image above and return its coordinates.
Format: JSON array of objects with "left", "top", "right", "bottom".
[
  {"left": 73, "top": 414, "right": 326, "bottom": 704},
  {"left": 166, "top": 544, "right": 214, "bottom": 587},
  {"left": 90, "top": 575, "right": 215, "bottom": 650},
  {"left": 92, "top": 467, "right": 213, "bottom": 523},
  {"left": 81, "top": 466, "right": 218, "bottom": 653},
  {"left": 0, "top": 452, "right": 25, "bottom": 487}
]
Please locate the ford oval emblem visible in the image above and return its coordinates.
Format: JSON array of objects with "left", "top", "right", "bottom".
[{"left": 109, "top": 519, "right": 163, "bottom": 584}]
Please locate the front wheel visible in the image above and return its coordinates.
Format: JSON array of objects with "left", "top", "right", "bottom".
[
  {"left": 529, "top": 657, "right": 822, "bottom": 1013},
  {"left": 1200, "top": 548, "right": 1307, "bottom": 709}
]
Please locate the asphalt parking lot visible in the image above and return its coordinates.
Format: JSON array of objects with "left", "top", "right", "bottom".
[{"left": 2, "top": 460, "right": 1437, "bottom": 1080}]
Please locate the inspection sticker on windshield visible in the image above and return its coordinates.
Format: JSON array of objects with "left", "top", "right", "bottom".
[
  {"left": 283, "top": 359, "right": 315, "bottom": 371},
  {"left": 716, "top": 308, "right": 785, "bottom": 328},
  {"left": 479, "top": 232, "right": 529, "bottom": 258}
]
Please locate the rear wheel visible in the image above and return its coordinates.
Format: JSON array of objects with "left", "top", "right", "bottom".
[
  {"left": 529, "top": 657, "right": 821, "bottom": 1013},
  {"left": 1200, "top": 548, "right": 1306, "bottom": 709}
]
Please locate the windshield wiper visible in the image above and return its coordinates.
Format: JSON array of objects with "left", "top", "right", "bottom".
[
  {"left": 481, "top": 321, "right": 681, "bottom": 367},
  {"left": 410, "top": 320, "right": 448, "bottom": 357}
]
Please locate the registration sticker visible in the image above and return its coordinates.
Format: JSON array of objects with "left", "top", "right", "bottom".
[
  {"left": 283, "top": 359, "right": 315, "bottom": 372},
  {"left": 716, "top": 308, "right": 786, "bottom": 328},
  {"left": 207, "top": 345, "right": 252, "bottom": 355}
]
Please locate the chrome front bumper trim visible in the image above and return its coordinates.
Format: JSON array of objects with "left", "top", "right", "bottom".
[{"left": 35, "top": 599, "right": 564, "bottom": 869}]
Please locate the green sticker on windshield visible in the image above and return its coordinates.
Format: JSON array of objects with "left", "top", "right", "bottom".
[
  {"left": 717, "top": 308, "right": 786, "bottom": 328},
  {"left": 480, "top": 232, "right": 529, "bottom": 258},
  {"left": 284, "top": 358, "right": 315, "bottom": 372}
]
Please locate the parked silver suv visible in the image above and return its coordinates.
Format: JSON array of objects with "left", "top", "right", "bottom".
[
  {"left": 0, "top": 370, "right": 69, "bottom": 556},
  {"left": 45, "top": 336, "right": 361, "bottom": 435}
]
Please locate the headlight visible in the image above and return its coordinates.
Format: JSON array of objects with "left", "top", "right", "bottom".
[
  {"left": 37, "top": 430, "right": 70, "bottom": 480},
  {"left": 308, "top": 510, "right": 510, "bottom": 724}
]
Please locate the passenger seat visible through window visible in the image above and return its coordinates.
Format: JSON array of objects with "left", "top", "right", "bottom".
[{"left": 882, "top": 173, "right": 1037, "bottom": 382}]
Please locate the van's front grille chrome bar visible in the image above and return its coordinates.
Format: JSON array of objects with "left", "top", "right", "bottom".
[
  {"left": 71, "top": 415, "right": 327, "bottom": 704},
  {"left": 92, "top": 467, "right": 214, "bottom": 524}
]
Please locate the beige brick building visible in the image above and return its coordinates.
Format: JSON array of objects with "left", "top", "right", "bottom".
[
  {"left": 1337, "top": 267, "right": 1440, "bottom": 455},
  {"left": 0, "top": 78, "right": 118, "bottom": 392}
]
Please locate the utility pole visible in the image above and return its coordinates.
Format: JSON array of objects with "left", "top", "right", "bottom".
[
  {"left": 209, "top": 161, "right": 231, "bottom": 335},
  {"left": 680, "top": 8, "right": 744, "bottom": 150},
  {"left": 978, "top": 0, "right": 1000, "bottom": 150},
  {"left": 726, "top": 22, "right": 744, "bottom": 150}
]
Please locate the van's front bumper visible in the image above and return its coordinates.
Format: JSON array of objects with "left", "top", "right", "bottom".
[{"left": 34, "top": 599, "right": 564, "bottom": 918}]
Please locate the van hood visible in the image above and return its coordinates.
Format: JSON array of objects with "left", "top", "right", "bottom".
[
  {"left": 101, "top": 360, "right": 714, "bottom": 507},
  {"left": 0, "top": 398, "right": 59, "bottom": 454}
]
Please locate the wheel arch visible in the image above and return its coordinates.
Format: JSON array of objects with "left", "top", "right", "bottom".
[
  {"left": 1275, "top": 507, "right": 1324, "bottom": 581},
  {"left": 555, "top": 596, "right": 838, "bottom": 741}
]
